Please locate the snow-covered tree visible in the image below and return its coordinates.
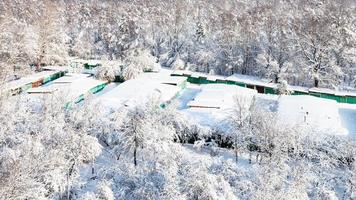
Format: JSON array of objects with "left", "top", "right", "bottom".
[
  {"left": 94, "top": 63, "right": 116, "bottom": 82},
  {"left": 35, "top": 0, "right": 68, "bottom": 69}
]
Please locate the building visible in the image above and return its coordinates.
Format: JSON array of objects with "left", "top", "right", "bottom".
[{"left": 171, "top": 70, "right": 356, "bottom": 104}]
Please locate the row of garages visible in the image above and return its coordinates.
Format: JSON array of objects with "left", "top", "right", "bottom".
[
  {"left": 95, "top": 69, "right": 188, "bottom": 110},
  {"left": 3, "top": 67, "right": 68, "bottom": 96},
  {"left": 171, "top": 70, "right": 356, "bottom": 104},
  {"left": 26, "top": 73, "right": 108, "bottom": 108}
]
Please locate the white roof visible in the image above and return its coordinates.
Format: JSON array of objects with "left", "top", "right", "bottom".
[
  {"left": 180, "top": 84, "right": 257, "bottom": 131},
  {"left": 173, "top": 69, "right": 356, "bottom": 98},
  {"left": 86, "top": 60, "right": 101, "bottom": 65},
  {"left": 171, "top": 70, "right": 184, "bottom": 76},
  {"left": 4, "top": 71, "right": 62, "bottom": 90},
  {"left": 226, "top": 74, "right": 276, "bottom": 88},
  {"left": 287, "top": 85, "right": 309, "bottom": 93},
  {"left": 96, "top": 69, "right": 183, "bottom": 110},
  {"left": 278, "top": 95, "right": 347, "bottom": 135},
  {"left": 191, "top": 72, "right": 208, "bottom": 78},
  {"left": 42, "top": 66, "right": 69, "bottom": 71},
  {"left": 309, "top": 87, "right": 335, "bottom": 95},
  {"left": 171, "top": 70, "right": 193, "bottom": 76},
  {"left": 28, "top": 75, "right": 107, "bottom": 102},
  {"left": 187, "top": 100, "right": 221, "bottom": 109},
  {"left": 52, "top": 73, "right": 91, "bottom": 83},
  {"left": 160, "top": 76, "right": 187, "bottom": 86},
  {"left": 27, "top": 87, "right": 59, "bottom": 94},
  {"left": 64, "top": 77, "right": 106, "bottom": 101},
  {"left": 309, "top": 87, "right": 356, "bottom": 97},
  {"left": 71, "top": 59, "right": 101, "bottom": 65},
  {"left": 207, "top": 75, "right": 225, "bottom": 81},
  {"left": 187, "top": 84, "right": 257, "bottom": 109},
  {"left": 335, "top": 91, "right": 356, "bottom": 97}
]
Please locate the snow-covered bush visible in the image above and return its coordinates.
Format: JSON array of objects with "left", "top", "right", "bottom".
[
  {"left": 171, "top": 56, "right": 185, "bottom": 70},
  {"left": 276, "top": 80, "right": 291, "bottom": 95},
  {"left": 79, "top": 135, "right": 102, "bottom": 163},
  {"left": 193, "top": 139, "right": 206, "bottom": 150},
  {"left": 95, "top": 180, "right": 114, "bottom": 200},
  {"left": 94, "top": 65, "right": 116, "bottom": 82},
  {"left": 180, "top": 163, "right": 236, "bottom": 200},
  {"left": 120, "top": 49, "right": 161, "bottom": 81},
  {"left": 132, "top": 49, "right": 161, "bottom": 72},
  {"left": 121, "top": 64, "right": 142, "bottom": 80}
]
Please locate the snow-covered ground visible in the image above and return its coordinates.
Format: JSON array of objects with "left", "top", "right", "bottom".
[{"left": 177, "top": 83, "right": 356, "bottom": 138}]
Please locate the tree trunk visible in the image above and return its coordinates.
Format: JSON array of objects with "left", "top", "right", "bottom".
[
  {"left": 134, "top": 136, "right": 138, "bottom": 166},
  {"left": 133, "top": 148, "right": 137, "bottom": 166},
  {"left": 249, "top": 152, "right": 252, "bottom": 164},
  {"left": 235, "top": 136, "right": 238, "bottom": 163},
  {"left": 235, "top": 149, "right": 238, "bottom": 163},
  {"left": 36, "top": 63, "right": 41, "bottom": 72},
  {"left": 275, "top": 74, "right": 279, "bottom": 83},
  {"left": 314, "top": 78, "right": 319, "bottom": 88},
  {"left": 67, "top": 173, "right": 70, "bottom": 200}
]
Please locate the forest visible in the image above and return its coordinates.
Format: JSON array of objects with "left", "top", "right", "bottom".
[
  {"left": 0, "top": 0, "right": 356, "bottom": 200},
  {"left": 1, "top": 0, "right": 355, "bottom": 88}
]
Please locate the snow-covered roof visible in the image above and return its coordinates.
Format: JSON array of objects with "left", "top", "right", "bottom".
[
  {"left": 4, "top": 70, "right": 64, "bottom": 91},
  {"left": 171, "top": 70, "right": 193, "bottom": 76},
  {"left": 207, "top": 75, "right": 225, "bottom": 81},
  {"left": 287, "top": 85, "right": 309, "bottom": 93},
  {"left": 188, "top": 84, "right": 257, "bottom": 109},
  {"left": 191, "top": 72, "right": 208, "bottom": 78},
  {"left": 96, "top": 69, "right": 183, "bottom": 110},
  {"left": 171, "top": 70, "right": 184, "bottom": 76},
  {"left": 52, "top": 73, "right": 91, "bottom": 84},
  {"left": 335, "top": 91, "right": 356, "bottom": 97},
  {"left": 226, "top": 74, "right": 276, "bottom": 88},
  {"left": 309, "top": 87, "right": 356, "bottom": 97},
  {"left": 171, "top": 69, "right": 356, "bottom": 98},
  {"left": 86, "top": 60, "right": 101, "bottom": 66},
  {"left": 42, "top": 66, "right": 69, "bottom": 71},
  {"left": 187, "top": 100, "right": 222, "bottom": 109},
  {"left": 98, "top": 80, "right": 180, "bottom": 108},
  {"left": 277, "top": 95, "right": 347, "bottom": 135},
  {"left": 27, "top": 87, "right": 59, "bottom": 94},
  {"left": 64, "top": 77, "right": 106, "bottom": 101},
  {"left": 28, "top": 75, "right": 107, "bottom": 102},
  {"left": 309, "top": 87, "right": 335, "bottom": 95},
  {"left": 160, "top": 76, "right": 187, "bottom": 86},
  {"left": 180, "top": 84, "right": 257, "bottom": 131},
  {"left": 71, "top": 59, "right": 102, "bottom": 65}
]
